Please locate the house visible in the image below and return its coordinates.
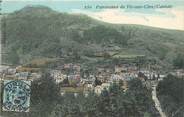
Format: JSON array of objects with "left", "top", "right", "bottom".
[
  {"left": 73, "top": 64, "right": 80, "bottom": 72},
  {"left": 15, "top": 72, "right": 29, "bottom": 80},
  {"left": 111, "top": 74, "right": 122, "bottom": 82},
  {"left": 139, "top": 70, "right": 157, "bottom": 80},
  {"left": 50, "top": 70, "right": 61, "bottom": 78},
  {"left": 84, "top": 92, "right": 89, "bottom": 97},
  {"left": 122, "top": 80, "right": 128, "bottom": 91},
  {"left": 172, "top": 69, "right": 184, "bottom": 78},
  {"left": 122, "top": 73, "right": 135, "bottom": 81},
  {"left": 83, "top": 83, "right": 94, "bottom": 92},
  {"left": 101, "top": 83, "right": 111, "bottom": 90},
  {"left": 63, "top": 63, "right": 80, "bottom": 73},
  {"left": 16, "top": 66, "right": 40, "bottom": 73},
  {"left": 74, "top": 93, "right": 79, "bottom": 97},
  {"left": 56, "top": 74, "right": 67, "bottom": 84},
  {"left": 29, "top": 73, "right": 41, "bottom": 81},
  {"left": 89, "top": 74, "right": 96, "bottom": 80},
  {"left": 114, "top": 65, "right": 127, "bottom": 73},
  {"left": 94, "top": 86, "right": 103, "bottom": 95},
  {"left": 115, "top": 64, "right": 138, "bottom": 73},
  {"left": 94, "top": 83, "right": 111, "bottom": 95},
  {"left": 0, "top": 65, "right": 9, "bottom": 73},
  {"left": 80, "top": 78, "right": 94, "bottom": 85},
  {"left": 80, "top": 75, "right": 95, "bottom": 85},
  {"left": 63, "top": 64, "right": 71, "bottom": 69},
  {"left": 138, "top": 72, "right": 148, "bottom": 81},
  {"left": 158, "top": 74, "right": 166, "bottom": 81},
  {"left": 7, "top": 68, "right": 16, "bottom": 75},
  {"left": 50, "top": 70, "right": 66, "bottom": 84},
  {"left": 60, "top": 88, "right": 66, "bottom": 96},
  {"left": 68, "top": 74, "right": 81, "bottom": 86},
  {"left": 96, "top": 69, "right": 112, "bottom": 83},
  {"left": 97, "top": 67, "right": 105, "bottom": 73},
  {"left": 127, "top": 65, "right": 138, "bottom": 72}
]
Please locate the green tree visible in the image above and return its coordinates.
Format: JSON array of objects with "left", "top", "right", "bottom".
[
  {"left": 157, "top": 74, "right": 184, "bottom": 117},
  {"left": 173, "top": 54, "right": 184, "bottom": 69}
]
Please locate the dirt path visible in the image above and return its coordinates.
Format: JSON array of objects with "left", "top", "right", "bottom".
[{"left": 152, "top": 83, "right": 167, "bottom": 117}]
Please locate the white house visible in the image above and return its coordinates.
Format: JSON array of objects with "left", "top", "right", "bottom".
[
  {"left": 50, "top": 70, "right": 66, "bottom": 84},
  {"left": 15, "top": 72, "right": 29, "bottom": 79},
  {"left": 7, "top": 68, "right": 16, "bottom": 75},
  {"left": 94, "top": 83, "right": 111, "bottom": 95},
  {"left": 101, "top": 83, "right": 111, "bottom": 90},
  {"left": 29, "top": 73, "right": 42, "bottom": 81},
  {"left": 94, "top": 86, "right": 103, "bottom": 95},
  {"left": 0, "top": 65, "right": 9, "bottom": 73}
]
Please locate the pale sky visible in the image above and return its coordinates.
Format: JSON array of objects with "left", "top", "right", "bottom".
[{"left": 72, "top": 8, "right": 184, "bottom": 30}]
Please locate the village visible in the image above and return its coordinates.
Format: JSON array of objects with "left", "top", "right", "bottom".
[{"left": 0, "top": 63, "right": 184, "bottom": 97}]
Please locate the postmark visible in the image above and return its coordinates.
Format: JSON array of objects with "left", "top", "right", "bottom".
[{"left": 2, "top": 80, "right": 31, "bottom": 112}]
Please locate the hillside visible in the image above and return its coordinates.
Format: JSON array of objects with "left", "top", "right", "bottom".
[{"left": 2, "top": 6, "right": 184, "bottom": 68}]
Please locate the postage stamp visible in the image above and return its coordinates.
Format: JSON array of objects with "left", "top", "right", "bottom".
[{"left": 2, "top": 80, "right": 31, "bottom": 112}]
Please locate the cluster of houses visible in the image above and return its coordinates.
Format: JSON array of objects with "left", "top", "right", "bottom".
[
  {"left": 1, "top": 63, "right": 183, "bottom": 97},
  {"left": 0, "top": 65, "right": 41, "bottom": 81},
  {"left": 49, "top": 63, "right": 165, "bottom": 96},
  {"left": 170, "top": 69, "right": 184, "bottom": 78},
  {"left": 50, "top": 63, "right": 81, "bottom": 86}
]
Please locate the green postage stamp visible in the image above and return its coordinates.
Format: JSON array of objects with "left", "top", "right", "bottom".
[{"left": 2, "top": 80, "right": 31, "bottom": 112}]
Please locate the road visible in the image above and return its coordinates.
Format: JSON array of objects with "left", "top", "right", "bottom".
[{"left": 152, "top": 83, "right": 167, "bottom": 117}]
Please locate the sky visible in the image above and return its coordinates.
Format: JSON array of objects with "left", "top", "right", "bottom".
[{"left": 1, "top": 0, "right": 184, "bottom": 30}]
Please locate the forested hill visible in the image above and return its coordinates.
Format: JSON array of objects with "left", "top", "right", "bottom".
[{"left": 2, "top": 6, "right": 184, "bottom": 67}]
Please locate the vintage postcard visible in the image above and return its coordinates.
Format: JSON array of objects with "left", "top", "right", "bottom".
[{"left": 0, "top": 0, "right": 184, "bottom": 117}]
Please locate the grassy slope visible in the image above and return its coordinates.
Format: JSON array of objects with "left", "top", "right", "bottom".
[{"left": 2, "top": 6, "right": 184, "bottom": 68}]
